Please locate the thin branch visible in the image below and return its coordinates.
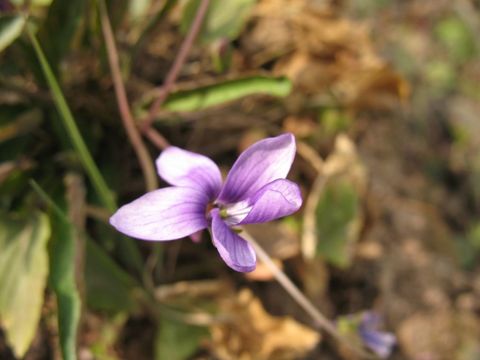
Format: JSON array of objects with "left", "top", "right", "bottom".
[
  {"left": 241, "top": 229, "right": 374, "bottom": 359},
  {"left": 141, "top": 0, "right": 210, "bottom": 128},
  {"left": 98, "top": 0, "right": 158, "bottom": 192}
]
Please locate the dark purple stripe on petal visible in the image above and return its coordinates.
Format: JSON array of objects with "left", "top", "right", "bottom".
[
  {"left": 235, "top": 179, "right": 302, "bottom": 225},
  {"left": 218, "top": 133, "right": 296, "bottom": 203}
]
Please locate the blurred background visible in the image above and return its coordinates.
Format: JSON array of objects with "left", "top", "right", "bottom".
[{"left": 1, "top": 0, "right": 480, "bottom": 359}]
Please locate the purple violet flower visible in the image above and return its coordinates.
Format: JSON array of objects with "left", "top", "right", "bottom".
[
  {"left": 359, "top": 312, "right": 396, "bottom": 359},
  {"left": 110, "top": 133, "right": 302, "bottom": 272}
]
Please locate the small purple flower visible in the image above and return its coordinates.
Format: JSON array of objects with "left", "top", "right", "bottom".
[
  {"left": 110, "top": 133, "right": 302, "bottom": 272},
  {"left": 359, "top": 312, "right": 396, "bottom": 358}
]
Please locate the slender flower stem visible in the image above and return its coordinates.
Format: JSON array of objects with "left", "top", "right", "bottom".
[
  {"left": 141, "top": 0, "right": 210, "bottom": 128},
  {"left": 242, "top": 229, "right": 373, "bottom": 359},
  {"left": 98, "top": 0, "right": 158, "bottom": 192},
  {"left": 143, "top": 125, "right": 170, "bottom": 150}
]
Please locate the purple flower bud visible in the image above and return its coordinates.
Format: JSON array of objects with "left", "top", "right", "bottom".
[
  {"left": 359, "top": 312, "right": 396, "bottom": 358},
  {"left": 110, "top": 133, "right": 302, "bottom": 272}
]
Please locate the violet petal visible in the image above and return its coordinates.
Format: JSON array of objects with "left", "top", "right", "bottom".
[
  {"left": 226, "top": 179, "right": 302, "bottom": 225},
  {"left": 360, "top": 330, "right": 396, "bottom": 359},
  {"left": 210, "top": 209, "right": 256, "bottom": 272},
  {"left": 217, "top": 133, "right": 296, "bottom": 203},
  {"left": 156, "top": 146, "right": 222, "bottom": 199},
  {"left": 359, "top": 312, "right": 396, "bottom": 359},
  {"left": 110, "top": 187, "right": 209, "bottom": 241}
]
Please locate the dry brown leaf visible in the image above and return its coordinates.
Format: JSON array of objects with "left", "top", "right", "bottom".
[
  {"left": 244, "top": 0, "right": 409, "bottom": 110},
  {"left": 209, "top": 288, "right": 320, "bottom": 360}
]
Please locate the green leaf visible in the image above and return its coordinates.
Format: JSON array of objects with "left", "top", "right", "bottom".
[
  {"left": 315, "top": 180, "right": 360, "bottom": 268},
  {"left": 0, "top": 15, "right": 26, "bottom": 53},
  {"left": 182, "top": 0, "right": 255, "bottom": 43},
  {"left": 425, "top": 60, "right": 456, "bottom": 92},
  {"left": 85, "top": 239, "right": 139, "bottom": 313},
  {"left": 142, "top": 76, "right": 291, "bottom": 113},
  {"left": 319, "top": 108, "right": 352, "bottom": 136},
  {"left": 435, "top": 17, "right": 476, "bottom": 64},
  {"left": 0, "top": 211, "right": 50, "bottom": 358},
  {"left": 29, "top": 180, "right": 81, "bottom": 360},
  {"left": 30, "top": 180, "right": 140, "bottom": 315},
  {"left": 38, "top": 0, "right": 87, "bottom": 70},
  {"left": 27, "top": 26, "right": 116, "bottom": 212},
  {"left": 49, "top": 211, "right": 81, "bottom": 360},
  {"left": 28, "top": 26, "right": 144, "bottom": 275},
  {"left": 467, "top": 223, "right": 480, "bottom": 250},
  {"left": 154, "top": 318, "right": 207, "bottom": 360}
]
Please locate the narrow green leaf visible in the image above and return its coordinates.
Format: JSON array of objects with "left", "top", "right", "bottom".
[
  {"left": 315, "top": 180, "right": 360, "bottom": 268},
  {"left": 50, "top": 210, "right": 81, "bottom": 360},
  {"left": 30, "top": 180, "right": 81, "bottom": 360},
  {"left": 30, "top": 180, "right": 141, "bottom": 315},
  {"left": 0, "top": 15, "right": 26, "bottom": 53},
  {"left": 0, "top": 211, "right": 50, "bottom": 358},
  {"left": 27, "top": 26, "right": 116, "bottom": 212},
  {"left": 142, "top": 76, "right": 291, "bottom": 113},
  {"left": 28, "top": 26, "right": 144, "bottom": 275},
  {"left": 39, "top": 0, "right": 87, "bottom": 70}
]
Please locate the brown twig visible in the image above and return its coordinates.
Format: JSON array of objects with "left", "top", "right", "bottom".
[
  {"left": 98, "top": 0, "right": 158, "bottom": 192},
  {"left": 141, "top": 0, "right": 210, "bottom": 128}
]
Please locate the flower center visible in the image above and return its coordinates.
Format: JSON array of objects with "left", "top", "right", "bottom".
[
  {"left": 205, "top": 202, "right": 228, "bottom": 220},
  {"left": 205, "top": 201, "right": 251, "bottom": 225},
  {"left": 222, "top": 200, "right": 253, "bottom": 225}
]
